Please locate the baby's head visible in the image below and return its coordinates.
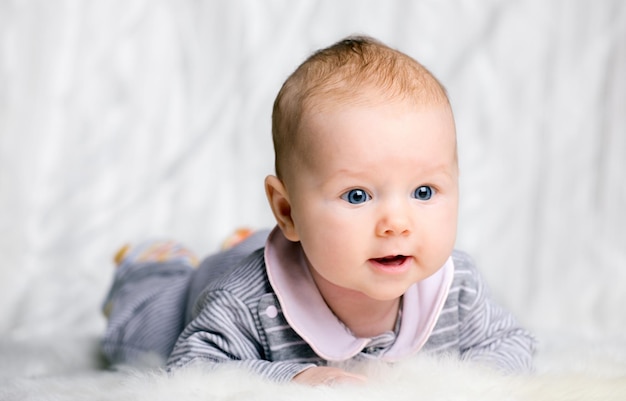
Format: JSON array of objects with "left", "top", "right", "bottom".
[
  {"left": 266, "top": 36, "right": 458, "bottom": 304},
  {"left": 271, "top": 35, "right": 454, "bottom": 185}
]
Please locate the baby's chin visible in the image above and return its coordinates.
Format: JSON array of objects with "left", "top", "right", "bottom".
[{"left": 358, "top": 284, "right": 415, "bottom": 302}]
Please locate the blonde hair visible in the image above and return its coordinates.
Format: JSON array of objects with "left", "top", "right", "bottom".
[{"left": 271, "top": 35, "right": 450, "bottom": 180}]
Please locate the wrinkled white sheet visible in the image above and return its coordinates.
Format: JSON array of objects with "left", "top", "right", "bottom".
[{"left": 0, "top": 0, "right": 625, "bottom": 398}]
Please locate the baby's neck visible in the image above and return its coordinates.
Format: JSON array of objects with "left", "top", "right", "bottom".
[
  {"left": 317, "top": 285, "right": 401, "bottom": 337},
  {"left": 334, "top": 297, "right": 401, "bottom": 338}
]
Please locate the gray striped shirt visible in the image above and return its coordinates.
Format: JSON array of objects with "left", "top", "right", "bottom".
[{"left": 167, "top": 234, "right": 535, "bottom": 382}]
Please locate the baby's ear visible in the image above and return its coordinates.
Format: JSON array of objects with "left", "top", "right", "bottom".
[{"left": 264, "top": 175, "right": 299, "bottom": 242}]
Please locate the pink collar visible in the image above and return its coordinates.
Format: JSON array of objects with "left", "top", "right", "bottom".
[{"left": 264, "top": 227, "right": 454, "bottom": 362}]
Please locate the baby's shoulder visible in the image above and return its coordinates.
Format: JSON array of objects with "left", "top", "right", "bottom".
[
  {"left": 450, "top": 249, "right": 481, "bottom": 279},
  {"left": 447, "top": 249, "right": 486, "bottom": 305},
  {"left": 192, "top": 248, "right": 273, "bottom": 304},
  {"left": 209, "top": 248, "right": 271, "bottom": 293},
  {"left": 451, "top": 249, "right": 476, "bottom": 270}
]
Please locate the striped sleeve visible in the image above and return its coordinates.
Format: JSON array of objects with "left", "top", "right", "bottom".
[{"left": 454, "top": 251, "right": 537, "bottom": 373}]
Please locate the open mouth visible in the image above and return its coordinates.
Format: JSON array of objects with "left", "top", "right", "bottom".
[{"left": 372, "top": 255, "right": 408, "bottom": 266}]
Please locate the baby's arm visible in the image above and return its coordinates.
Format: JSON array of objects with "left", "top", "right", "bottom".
[
  {"left": 455, "top": 253, "right": 536, "bottom": 373},
  {"left": 293, "top": 366, "right": 366, "bottom": 385},
  {"left": 166, "top": 289, "right": 315, "bottom": 382}
]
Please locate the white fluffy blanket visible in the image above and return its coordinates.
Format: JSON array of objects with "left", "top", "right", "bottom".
[
  {"left": 2, "top": 335, "right": 626, "bottom": 400},
  {"left": 1, "top": 1, "right": 625, "bottom": 399}
]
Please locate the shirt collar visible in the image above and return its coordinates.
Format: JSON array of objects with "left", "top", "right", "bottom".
[{"left": 264, "top": 226, "right": 454, "bottom": 362}]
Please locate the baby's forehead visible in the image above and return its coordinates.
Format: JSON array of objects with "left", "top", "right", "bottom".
[
  {"left": 282, "top": 95, "right": 456, "bottom": 186},
  {"left": 296, "top": 96, "right": 456, "bottom": 157},
  {"left": 300, "top": 91, "right": 453, "bottom": 134}
]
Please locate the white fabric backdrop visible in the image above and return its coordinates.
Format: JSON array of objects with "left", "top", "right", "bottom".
[{"left": 0, "top": 0, "right": 624, "bottom": 362}]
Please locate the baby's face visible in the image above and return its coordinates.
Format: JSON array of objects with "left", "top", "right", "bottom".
[{"left": 286, "top": 96, "right": 459, "bottom": 302}]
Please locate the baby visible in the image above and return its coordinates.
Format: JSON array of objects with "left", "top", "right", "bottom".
[{"left": 101, "top": 36, "right": 535, "bottom": 385}]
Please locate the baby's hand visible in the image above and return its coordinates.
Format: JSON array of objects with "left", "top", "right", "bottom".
[{"left": 293, "top": 366, "right": 367, "bottom": 386}]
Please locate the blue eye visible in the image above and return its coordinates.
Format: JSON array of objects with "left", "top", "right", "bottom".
[
  {"left": 413, "top": 186, "right": 434, "bottom": 201},
  {"left": 341, "top": 189, "right": 371, "bottom": 204}
]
